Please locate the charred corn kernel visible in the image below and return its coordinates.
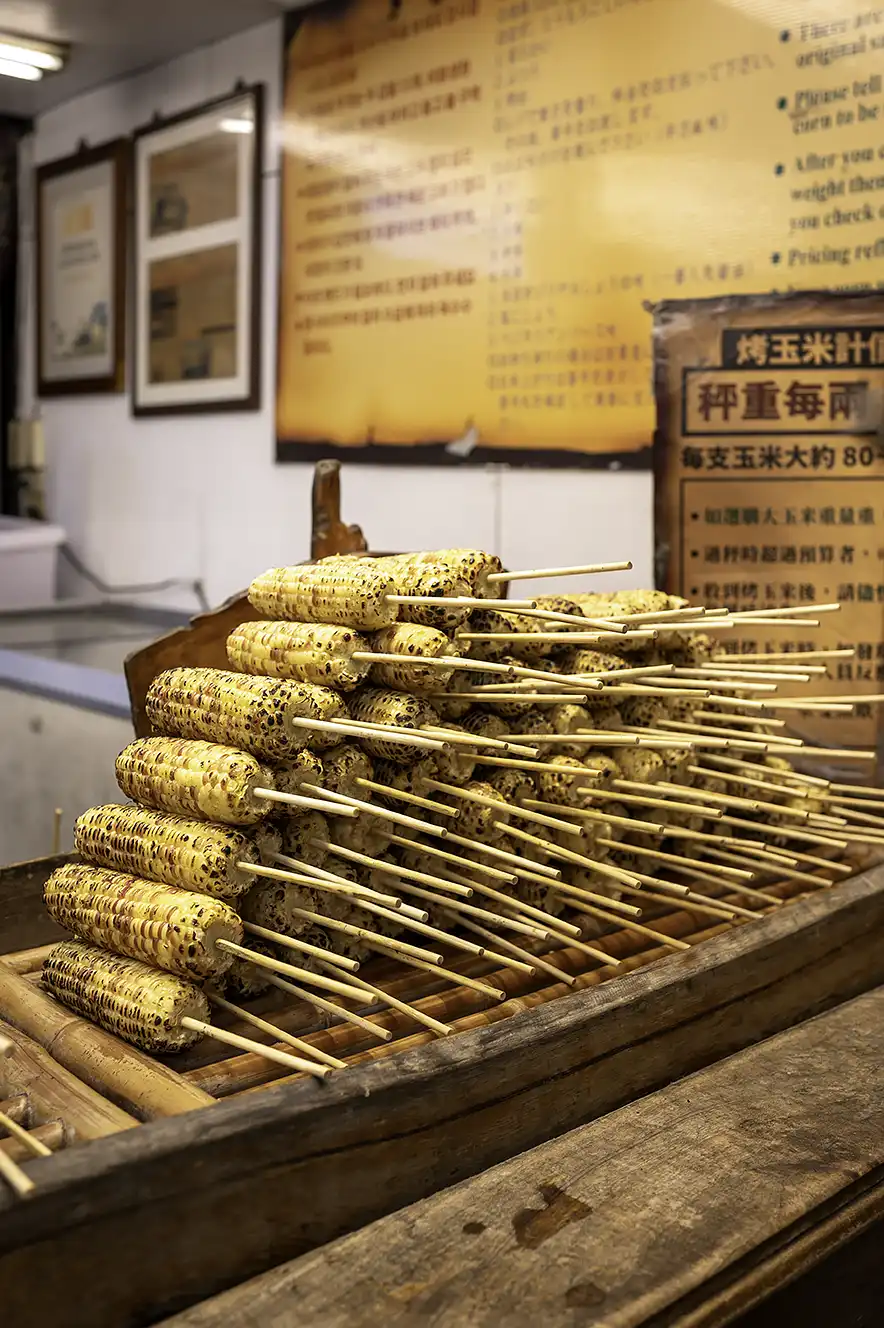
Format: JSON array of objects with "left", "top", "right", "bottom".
[
  {"left": 146, "top": 666, "right": 339, "bottom": 759},
  {"left": 478, "top": 668, "right": 536, "bottom": 718},
  {"left": 369, "top": 623, "right": 455, "bottom": 692},
  {"left": 557, "top": 648, "right": 628, "bottom": 678},
  {"left": 432, "top": 725, "right": 477, "bottom": 786},
  {"left": 213, "top": 938, "right": 275, "bottom": 999},
  {"left": 116, "top": 737, "right": 273, "bottom": 826},
  {"left": 435, "top": 676, "right": 473, "bottom": 723},
  {"left": 44, "top": 863, "right": 242, "bottom": 981},
  {"left": 42, "top": 940, "right": 209, "bottom": 1054},
  {"left": 330, "top": 814, "right": 394, "bottom": 858},
  {"left": 617, "top": 697, "right": 664, "bottom": 728},
  {"left": 533, "top": 594, "right": 583, "bottom": 617},
  {"left": 536, "top": 756, "right": 588, "bottom": 806},
  {"left": 372, "top": 757, "right": 435, "bottom": 805},
  {"left": 248, "top": 559, "right": 399, "bottom": 630},
  {"left": 253, "top": 820, "right": 283, "bottom": 863},
  {"left": 280, "top": 812, "right": 330, "bottom": 868},
  {"left": 486, "top": 767, "right": 534, "bottom": 804},
  {"left": 73, "top": 803, "right": 259, "bottom": 901},
  {"left": 550, "top": 703, "right": 593, "bottom": 736},
  {"left": 272, "top": 750, "right": 325, "bottom": 800},
  {"left": 381, "top": 549, "right": 503, "bottom": 598},
  {"left": 582, "top": 754, "right": 620, "bottom": 787},
  {"left": 469, "top": 608, "right": 555, "bottom": 662},
  {"left": 243, "top": 882, "right": 319, "bottom": 935},
  {"left": 451, "top": 780, "right": 510, "bottom": 842},
  {"left": 612, "top": 744, "right": 667, "bottom": 784},
  {"left": 227, "top": 620, "right": 371, "bottom": 691},
  {"left": 321, "top": 743, "right": 374, "bottom": 799},
  {"left": 348, "top": 688, "right": 441, "bottom": 765},
  {"left": 461, "top": 710, "right": 509, "bottom": 742},
  {"left": 506, "top": 707, "right": 555, "bottom": 738}
]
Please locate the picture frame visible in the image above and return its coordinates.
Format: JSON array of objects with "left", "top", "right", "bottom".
[
  {"left": 36, "top": 138, "right": 129, "bottom": 396},
  {"left": 132, "top": 84, "right": 263, "bottom": 416}
]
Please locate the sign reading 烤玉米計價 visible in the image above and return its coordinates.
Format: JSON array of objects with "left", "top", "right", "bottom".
[{"left": 653, "top": 291, "right": 884, "bottom": 770}]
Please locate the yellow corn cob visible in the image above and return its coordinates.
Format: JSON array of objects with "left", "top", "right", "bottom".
[
  {"left": 582, "top": 753, "right": 621, "bottom": 787},
  {"left": 468, "top": 608, "right": 555, "bottom": 662},
  {"left": 242, "top": 882, "right": 321, "bottom": 935},
  {"left": 210, "top": 937, "right": 276, "bottom": 999},
  {"left": 557, "top": 648, "right": 627, "bottom": 678},
  {"left": 446, "top": 780, "right": 509, "bottom": 842},
  {"left": 73, "top": 803, "right": 260, "bottom": 900},
  {"left": 390, "top": 562, "right": 473, "bottom": 631},
  {"left": 485, "top": 767, "right": 534, "bottom": 805},
  {"left": 550, "top": 702, "right": 593, "bottom": 736},
  {"left": 432, "top": 725, "right": 476, "bottom": 786},
  {"left": 146, "top": 666, "right": 341, "bottom": 759},
  {"left": 348, "top": 688, "right": 441, "bottom": 765},
  {"left": 253, "top": 820, "right": 283, "bottom": 863},
  {"left": 279, "top": 812, "right": 330, "bottom": 867},
  {"left": 536, "top": 756, "right": 589, "bottom": 807},
  {"left": 380, "top": 549, "right": 503, "bottom": 597},
  {"left": 328, "top": 814, "right": 393, "bottom": 858},
  {"left": 461, "top": 710, "right": 509, "bottom": 742},
  {"left": 615, "top": 748, "right": 666, "bottom": 785},
  {"left": 44, "top": 863, "right": 242, "bottom": 981},
  {"left": 42, "top": 940, "right": 209, "bottom": 1054},
  {"left": 248, "top": 559, "right": 399, "bottom": 630},
  {"left": 368, "top": 623, "right": 455, "bottom": 693},
  {"left": 321, "top": 743, "right": 373, "bottom": 799},
  {"left": 506, "top": 707, "right": 555, "bottom": 738},
  {"left": 116, "top": 737, "right": 273, "bottom": 825},
  {"left": 271, "top": 751, "right": 324, "bottom": 803},
  {"left": 371, "top": 757, "right": 435, "bottom": 805},
  {"left": 227, "top": 620, "right": 371, "bottom": 691}
]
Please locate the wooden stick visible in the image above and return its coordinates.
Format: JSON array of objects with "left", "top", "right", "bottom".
[
  {"left": 51, "top": 808, "right": 62, "bottom": 856},
  {"left": 692, "top": 711, "right": 788, "bottom": 730},
  {"left": 216, "top": 941, "right": 372, "bottom": 1002},
  {"left": 550, "top": 879, "right": 643, "bottom": 916},
  {"left": 716, "top": 813, "right": 847, "bottom": 850},
  {"left": 487, "top": 560, "right": 633, "bottom": 582},
  {"left": 242, "top": 921, "right": 360, "bottom": 972},
  {"left": 656, "top": 719, "right": 794, "bottom": 749},
  {"left": 559, "top": 897, "right": 694, "bottom": 950},
  {"left": 291, "top": 716, "right": 447, "bottom": 751},
  {"left": 522, "top": 801, "right": 664, "bottom": 835},
  {"left": 314, "top": 959, "right": 454, "bottom": 1037},
  {"left": 0, "top": 1108, "right": 53, "bottom": 1158},
  {"left": 429, "top": 692, "right": 590, "bottom": 704},
  {"left": 732, "top": 840, "right": 851, "bottom": 873},
  {"left": 437, "top": 828, "right": 561, "bottom": 880},
  {"left": 354, "top": 776, "right": 459, "bottom": 818},
  {"left": 501, "top": 821, "right": 641, "bottom": 888},
  {"left": 577, "top": 786, "right": 724, "bottom": 819},
  {"left": 711, "top": 649, "right": 852, "bottom": 662},
  {"left": 602, "top": 606, "right": 707, "bottom": 624},
  {"left": 354, "top": 651, "right": 581, "bottom": 691},
  {"left": 244, "top": 859, "right": 404, "bottom": 910},
  {"left": 761, "top": 702, "right": 854, "bottom": 714},
  {"left": 262, "top": 971, "right": 393, "bottom": 1042},
  {"left": 512, "top": 731, "right": 640, "bottom": 746},
  {"left": 420, "top": 725, "right": 540, "bottom": 758},
  {"left": 325, "top": 892, "right": 489, "bottom": 960},
  {"left": 613, "top": 778, "right": 761, "bottom": 815},
  {"left": 372, "top": 945, "right": 507, "bottom": 1001},
  {"left": 445, "top": 914, "right": 559, "bottom": 980},
  {"left": 474, "top": 753, "right": 601, "bottom": 777},
  {"left": 399, "top": 879, "right": 549, "bottom": 939},
  {"left": 499, "top": 910, "right": 620, "bottom": 967},
  {"left": 729, "top": 617, "right": 821, "bottom": 627},
  {"left": 668, "top": 670, "right": 779, "bottom": 692},
  {"left": 730, "top": 601, "right": 840, "bottom": 618},
  {"left": 766, "top": 746, "right": 875, "bottom": 762},
  {"left": 703, "top": 662, "right": 828, "bottom": 675},
  {"left": 298, "top": 782, "right": 449, "bottom": 839},
  {"left": 686, "top": 767, "right": 812, "bottom": 819},
  {"left": 317, "top": 839, "right": 474, "bottom": 898},
  {"left": 422, "top": 776, "right": 583, "bottom": 837},
  {"left": 596, "top": 837, "right": 753, "bottom": 879},
  {"left": 386, "top": 594, "right": 537, "bottom": 608},
  {"left": 180, "top": 1017, "right": 331, "bottom": 1078},
  {"left": 0, "top": 1144, "right": 34, "bottom": 1197},
  {"left": 253, "top": 788, "right": 357, "bottom": 816},
  {"left": 700, "top": 753, "right": 828, "bottom": 788},
  {"left": 515, "top": 606, "right": 628, "bottom": 631},
  {"left": 615, "top": 878, "right": 738, "bottom": 920},
  {"left": 207, "top": 993, "right": 345, "bottom": 1070},
  {"left": 694, "top": 846, "right": 819, "bottom": 892},
  {"left": 387, "top": 832, "right": 517, "bottom": 884}
]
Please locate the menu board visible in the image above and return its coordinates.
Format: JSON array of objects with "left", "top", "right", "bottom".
[
  {"left": 278, "top": 0, "right": 884, "bottom": 466},
  {"left": 654, "top": 291, "right": 884, "bottom": 765}
]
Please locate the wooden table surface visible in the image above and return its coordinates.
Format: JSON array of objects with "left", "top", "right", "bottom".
[{"left": 163, "top": 987, "right": 884, "bottom": 1328}]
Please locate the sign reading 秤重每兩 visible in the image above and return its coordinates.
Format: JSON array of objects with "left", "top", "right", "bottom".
[
  {"left": 653, "top": 291, "right": 884, "bottom": 767},
  {"left": 277, "top": 0, "right": 884, "bottom": 467}
]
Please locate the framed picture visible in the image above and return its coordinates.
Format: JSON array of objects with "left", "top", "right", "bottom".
[
  {"left": 36, "top": 138, "right": 128, "bottom": 396},
  {"left": 132, "top": 84, "right": 263, "bottom": 416}
]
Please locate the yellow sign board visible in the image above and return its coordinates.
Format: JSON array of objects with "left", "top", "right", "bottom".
[
  {"left": 278, "top": 0, "right": 884, "bottom": 464},
  {"left": 654, "top": 291, "right": 884, "bottom": 766}
]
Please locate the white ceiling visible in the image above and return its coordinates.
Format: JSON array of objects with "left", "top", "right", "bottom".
[{"left": 0, "top": 0, "right": 293, "bottom": 119}]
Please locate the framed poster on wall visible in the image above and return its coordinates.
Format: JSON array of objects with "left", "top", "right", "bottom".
[
  {"left": 277, "top": 0, "right": 884, "bottom": 469},
  {"left": 132, "top": 84, "right": 263, "bottom": 416},
  {"left": 36, "top": 138, "right": 128, "bottom": 396}
]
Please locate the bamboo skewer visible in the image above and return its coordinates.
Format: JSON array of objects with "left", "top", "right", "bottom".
[
  {"left": 0, "top": 1108, "right": 53, "bottom": 1158},
  {"left": 612, "top": 778, "right": 761, "bottom": 815},
  {"left": 500, "top": 821, "right": 641, "bottom": 889},
  {"left": 559, "top": 898, "right": 693, "bottom": 951},
  {"left": 291, "top": 716, "right": 449, "bottom": 751},
  {"left": 283, "top": 905, "right": 444, "bottom": 964},
  {"left": 298, "top": 783, "right": 450, "bottom": 838},
  {"left": 0, "top": 1145, "right": 35, "bottom": 1198},
  {"left": 386, "top": 833, "right": 516, "bottom": 884},
  {"left": 355, "top": 776, "right": 459, "bottom": 817},
  {"left": 577, "top": 786, "right": 724, "bottom": 820},
  {"left": 207, "top": 993, "right": 344, "bottom": 1071},
  {"left": 180, "top": 1017, "right": 332, "bottom": 1078},
  {"left": 216, "top": 941, "right": 372, "bottom": 1003},
  {"left": 371, "top": 946, "right": 507, "bottom": 1001},
  {"left": 319, "top": 841, "right": 474, "bottom": 900},
  {"left": 314, "top": 959, "right": 455, "bottom": 1037},
  {"left": 596, "top": 838, "right": 753, "bottom": 880},
  {"left": 242, "top": 921, "right": 360, "bottom": 973},
  {"left": 262, "top": 971, "right": 393, "bottom": 1042},
  {"left": 246, "top": 860, "right": 405, "bottom": 911},
  {"left": 486, "top": 560, "right": 633, "bottom": 582},
  {"left": 421, "top": 777, "right": 583, "bottom": 837},
  {"left": 253, "top": 788, "right": 357, "bottom": 817},
  {"left": 712, "top": 649, "right": 851, "bottom": 662}
]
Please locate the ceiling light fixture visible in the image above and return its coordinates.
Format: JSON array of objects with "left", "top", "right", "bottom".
[{"left": 0, "top": 33, "right": 66, "bottom": 79}]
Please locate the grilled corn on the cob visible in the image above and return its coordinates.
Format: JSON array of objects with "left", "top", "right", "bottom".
[
  {"left": 44, "top": 863, "right": 243, "bottom": 981},
  {"left": 42, "top": 940, "right": 210, "bottom": 1054},
  {"left": 369, "top": 623, "right": 455, "bottom": 692},
  {"left": 348, "top": 688, "right": 441, "bottom": 764},
  {"left": 116, "top": 737, "right": 273, "bottom": 825},
  {"left": 249, "top": 559, "right": 398, "bottom": 630},
  {"left": 73, "top": 803, "right": 260, "bottom": 900},
  {"left": 227, "top": 620, "right": 372, "bottom": 691}
]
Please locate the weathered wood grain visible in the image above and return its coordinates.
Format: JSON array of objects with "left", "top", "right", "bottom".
[
  {"left": 159, "top": 988, "right": 884, "bottom": 1328},
  {"left": 0, "top": 869, "right": 881, "bottom": 1328},
  {"left": 311, "top": 459, "right": 369, "bottom": 561},
  {"left": 0, "top": 854, "right": 69, "bottom": 953}
]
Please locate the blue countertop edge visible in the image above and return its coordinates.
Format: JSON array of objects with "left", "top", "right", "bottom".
[{"left": 0, "top": 648, "right": 132, "bottom": 720}]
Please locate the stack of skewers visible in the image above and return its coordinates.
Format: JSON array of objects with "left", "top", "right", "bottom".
[{"left": 31, "top": 549, "right": 884, "bottom": 1112}]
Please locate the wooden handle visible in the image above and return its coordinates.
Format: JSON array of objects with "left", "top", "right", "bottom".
[{"left": 311, "top": 460, "right": 368, "bottom": 561}]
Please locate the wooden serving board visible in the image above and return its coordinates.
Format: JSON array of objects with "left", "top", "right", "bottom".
[
  {"left": 0, "top": 850, "right": 883, "bottom": 1328},
  {"left": 159, "top": 986, "right": 884, "bottom": 1328}
]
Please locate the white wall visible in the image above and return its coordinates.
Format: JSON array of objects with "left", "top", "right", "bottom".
[{"left": 23, "top": 17, "right": 654, "bottom": 613}]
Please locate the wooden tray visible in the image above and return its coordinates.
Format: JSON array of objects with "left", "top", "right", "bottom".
[{"left": 1, "top": 848, "right": 883, "bottom": 1328}]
